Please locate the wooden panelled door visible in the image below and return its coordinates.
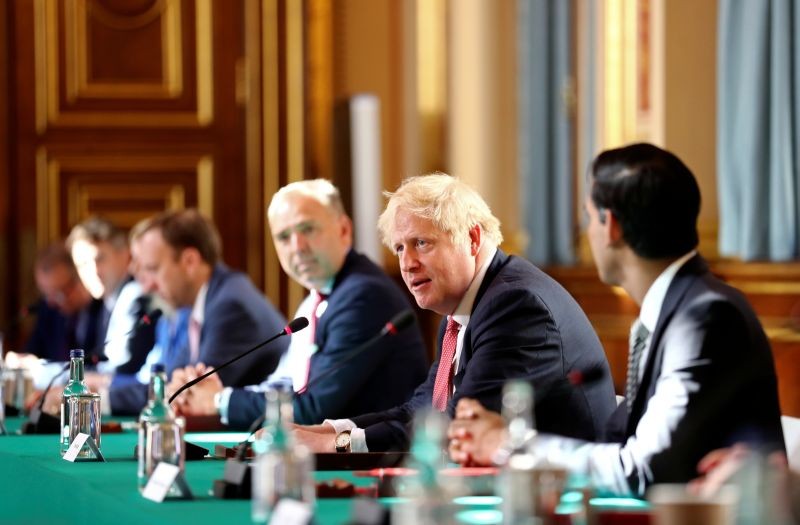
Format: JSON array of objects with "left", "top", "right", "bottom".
[{"left": 6, "top": 0, "right": 267, "bottom": 317}]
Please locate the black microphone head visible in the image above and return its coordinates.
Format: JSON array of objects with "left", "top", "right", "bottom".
[
  {"left": 140, "top": 308, "right": 164, "bottom": 327},
  {"left": 285, "top": 317, "right": 309, "bottom": 335},
  {"left": 383, "top": 310, "right": 415, "bottom": 336}
]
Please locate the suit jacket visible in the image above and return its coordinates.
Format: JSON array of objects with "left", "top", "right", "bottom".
[
  {"left": 227, "top": 250, "right": 429, "bottom": 427},
  {"left": 352, "top": 249, "right": 617, "bottom": 451},
  {"left": 595, "top": 255, "right": 785, "bottom": 492},
  {"left": 110, "top": 264, "right": 287, "bottom": 415},
  {"left": 23, "top": 298, "right": 106, "bottom": 364}
]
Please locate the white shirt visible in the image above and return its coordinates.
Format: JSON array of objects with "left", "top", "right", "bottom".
[
  {"left": 97, "top": 280, "right": 143, "bottom": 374},
  {"left": 631, "top": 250, "right": 697, "bottom": 383},
  {"left": 217, "top": 281, "right": 334, "bottom": 425},
  {"left": 326, "top": 246, "right": 499, "bottom": 452},
  {"left": 534, "top": 250, "right": 698, "bottom": 496}
]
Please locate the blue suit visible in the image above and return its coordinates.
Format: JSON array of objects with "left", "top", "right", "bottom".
[
  {"left": 352, "top": 249, "right": 617, "bottom": 452},
  {"left": 109, "top": 264, "right": 287, "bottom": 415},
  {"left": 226, "top": 250, "right": 429, "bottom": 427}
]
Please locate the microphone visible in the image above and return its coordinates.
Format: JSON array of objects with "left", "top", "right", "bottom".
[
  {"left": 22, "top": 309, "right": 163, "bottom": 434},
  {"left": 212, "top": 310, "right": 417, "bottom": 499},
  {"left": 169, "top": 317, "right": 309, "bottom": 404},
  {"left": 296, "top": 309, "right": 415, "bottom": 394},
  {"left": 87, "top": 308, "right": 164, "bottom": 365}
]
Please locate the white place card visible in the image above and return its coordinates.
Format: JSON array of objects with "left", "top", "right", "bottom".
[
  {"left": 142, "top": 462, "right": 193, "bottom": 502},
  {"left": 63, "top": 433, "right": 89, "bottom": 462},
  {"left": 268, "top": 499, "right": 313, "bottom": 525}
]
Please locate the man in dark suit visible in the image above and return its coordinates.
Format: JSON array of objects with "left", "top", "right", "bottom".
[
  {"left": 24, "top": 242, "right": 106, "bottom": 363},
  {"left": 133, "top": 209, "right": 287, "bottom": 387},
  {"left": 448, "top": 143, "right": 785, "bottom": 496},
  {"left": 171, "top": 179, "right": 429, "bottom": 427},
  {"left": 293, "top": 174, "right": 616, "bottom": 453}
]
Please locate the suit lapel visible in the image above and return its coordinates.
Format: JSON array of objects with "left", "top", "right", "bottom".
[
  {"left": 453, "top": 249, "right": 508, "bottom": 382},
  {"left": 627, "top": 254, "right": 708, "bottom": 430}
]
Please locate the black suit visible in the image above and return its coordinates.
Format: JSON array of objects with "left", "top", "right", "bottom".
[
  {"left": 352, "top": 249, "right": 617, "bottom": 451},
  {"left": 24, "top": 298, "right": 106, "bottom": 364},
  {"left": 226, "top": 250, "right": 429, "bottom": 427},
  {"left": 539, "top": 255, "right": 785, "bottom": 496}
]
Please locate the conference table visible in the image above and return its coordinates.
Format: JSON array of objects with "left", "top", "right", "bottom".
[{"left": 0, "top": 416, "right": 651, "bottom": 525}]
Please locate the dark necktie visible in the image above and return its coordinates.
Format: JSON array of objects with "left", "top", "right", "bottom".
[{"left": 626, "top": 320, "right": 650, "bottom": 412}]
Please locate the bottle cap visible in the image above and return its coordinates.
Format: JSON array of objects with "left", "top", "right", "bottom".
[
  {"left": 151, "top": 363, "right": 166, "bottom": 374},
  {"left": 70, "top": 349, "right": 85, "bottom": 359}
]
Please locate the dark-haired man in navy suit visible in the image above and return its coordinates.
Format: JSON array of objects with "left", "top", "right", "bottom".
[
  {"left": 449, "top": 143, "right": 785, "bottom": 496},
  {"left": 172, "top": 180, "right": 428, "bottom": 427},
  {"left": 291, "top": 174, "right": 616, "bottom": 453}
]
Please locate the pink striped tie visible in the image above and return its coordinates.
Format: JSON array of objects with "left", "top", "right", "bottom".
[{"left": 432, "top": 316, "right": 460, "bottom": 411}]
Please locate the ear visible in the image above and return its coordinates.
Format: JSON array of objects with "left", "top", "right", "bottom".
[
  {"left": 338, "top": 214, "right": 353, "bottom": 241},
  {"left": 467, "top": 225, "right": 482, "bottom": 256},
  {"left": 179, "top": 247, "right": 202, "bottom": 271},
  {"left": 606, "top": 211, "right": 624, "bottom": 246}
]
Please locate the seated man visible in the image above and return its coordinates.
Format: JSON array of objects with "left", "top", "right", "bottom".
[
  {"left": 448, "top": 143, "right": 785, "bottom": 496},
  {"left": 170, "top": 179, "right": 429, "bottom": 427},
  {"left": 293, "top": 174, "right": 616, "bottom": 453},
  {"left": 67, "top": 217, "right": 155, "bottom": 375},
  {"left": 23, "top": 242, "right": 106, "bottom": 363},
  {"left": 105, "top": 209, "right": 289, "bottom": 416}
]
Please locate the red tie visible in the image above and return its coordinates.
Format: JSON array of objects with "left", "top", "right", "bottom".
[{"left": 432, "top": 316, "right": 460, "bottom": 411}]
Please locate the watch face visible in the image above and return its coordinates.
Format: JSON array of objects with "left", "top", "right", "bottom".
[{"left": 335, "top": 433, "right": 349, "bottom": 448}]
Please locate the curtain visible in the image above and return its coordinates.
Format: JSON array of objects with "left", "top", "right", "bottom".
[
  {"left": 718, "top": 0, "right": 800, "bottom": 260},
  {"left": 518, "top": 0, "right": 575, "bottom": 265}
]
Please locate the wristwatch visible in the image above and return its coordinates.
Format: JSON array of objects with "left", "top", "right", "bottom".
[{"left": 334, "top": 430, "right": 352, "bottom": 453}]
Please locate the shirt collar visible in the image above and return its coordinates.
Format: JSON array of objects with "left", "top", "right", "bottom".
[
  {"left": 191, "top": 282, "right": 209, "bottom": 327},
  {"left": 639, "top": 250, "right": 697, "bottom": 332},
  {"left": 450, "top": 246, "right": 498, "bottom": 329}
]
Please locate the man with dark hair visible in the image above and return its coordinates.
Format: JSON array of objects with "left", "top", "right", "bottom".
[
  {"left": 121, "top": 209, "right": 287, "bottom": 390},
  {"left": 449, "top": 143, "right": 785, "bottom": 496},
  {"left": 24, "top": 242, "right": 105, "bottom": 363}
]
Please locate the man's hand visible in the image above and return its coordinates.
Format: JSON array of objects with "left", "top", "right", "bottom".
[
  {"left": 41, "top": 386, "right": 64, "bottom": 415},
  {"left": 294, "top": 426, "right": 337, "bottom": 452},
  {"left": 255, "top": 423, "right": 337, "bottom": 452},
  {"left": 170, "top": 363, "right": 222, "bottom": 416},
  {"left": 448, "top": 398, "right": 507, "bottom": 466}
]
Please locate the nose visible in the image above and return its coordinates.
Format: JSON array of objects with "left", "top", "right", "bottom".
[
  {"left": 290, "top": 232, "right": 309, "bottom": 252},
  {"left": 399, "top": 248, "right": 419, "bottom": 273}
]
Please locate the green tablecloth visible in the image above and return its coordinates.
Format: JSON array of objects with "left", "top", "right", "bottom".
[{"left": 0, "top": 417, "right": 379, "bottom": 525}]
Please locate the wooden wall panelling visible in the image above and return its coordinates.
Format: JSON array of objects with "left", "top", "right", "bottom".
[{"left": 9, "top": 0, "right": 254, "bottom": 315}]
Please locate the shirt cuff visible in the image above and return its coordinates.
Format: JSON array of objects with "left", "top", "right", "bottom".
[
  {"left": 350, "top": 428, "right": 368, "bottom": 453},
  {"left": 323, "top": 418, "right": 356, "bottom": 435},
  {"left": 217, "top": 387, "right": 234, "bottom": 426}
]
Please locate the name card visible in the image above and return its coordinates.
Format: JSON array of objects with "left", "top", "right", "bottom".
[
  {"left": 142, "top": 462, "right": 193, "bottom": 502},
  {"left": 63, "top": 433, "right": 89, "bottom": 462},
  {"left": 268, "top": 499, "right": 312, "bottom": 525}
]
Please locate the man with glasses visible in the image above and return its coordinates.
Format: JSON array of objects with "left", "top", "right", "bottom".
[{"left": 23, "top": 242, "right": 106, "bottom": 363}]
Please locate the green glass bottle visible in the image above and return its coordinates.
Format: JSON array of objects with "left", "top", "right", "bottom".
[
  {"left": 60, "top": 349, "right": 91, "bottom": 455},
  {"left": 137, "top": 363, "right": 174, "bottom": 490}
]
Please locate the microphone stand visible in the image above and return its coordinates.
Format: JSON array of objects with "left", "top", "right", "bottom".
[{"left": 212, "top": 310, "right": 416, "bottom": 499}]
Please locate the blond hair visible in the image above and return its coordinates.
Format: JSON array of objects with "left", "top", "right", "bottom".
[
  {"left": 268, "top": 179, "right": 346, "bottom": 222},
  {"left": 378, "top": 173, "right": 503, "bottom": 249}
]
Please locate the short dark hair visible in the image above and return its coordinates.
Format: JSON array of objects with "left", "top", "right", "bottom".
[
  {"left": 590, "top": 143, "right": 700, "bottom": 259},
  {"left": 142, "top": 209, "right": 221, "bottom": 266},
  {"left": 35, "top": 242, "right": 78, "bottom": 276}
]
